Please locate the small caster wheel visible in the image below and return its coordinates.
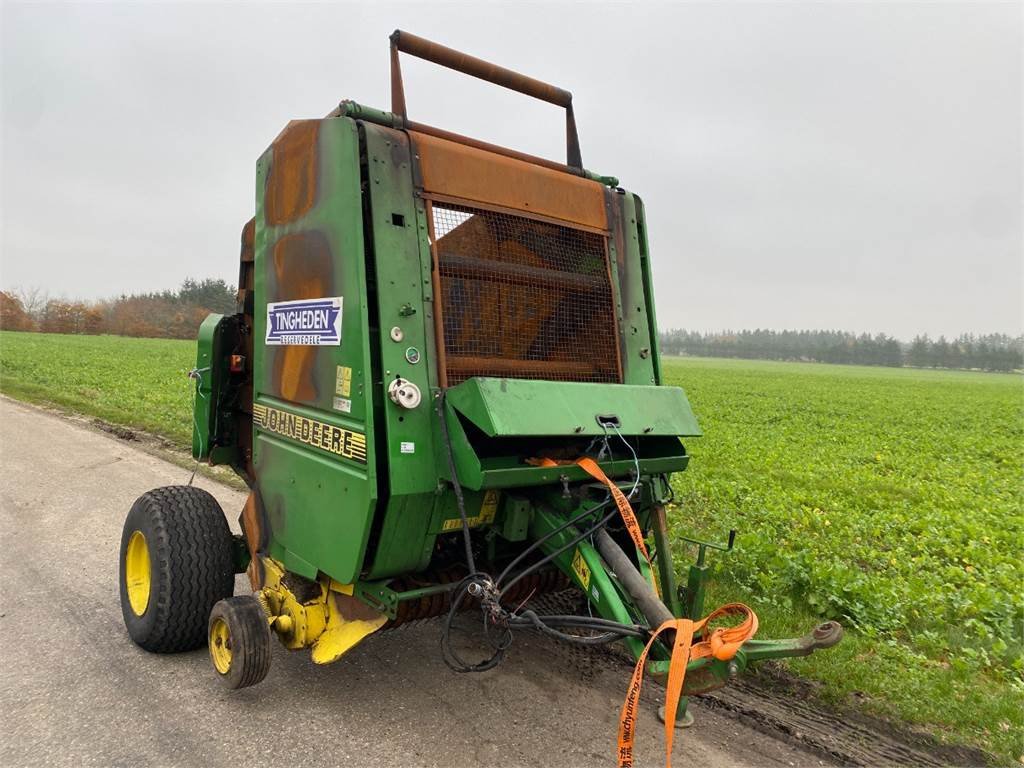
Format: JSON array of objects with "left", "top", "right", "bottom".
[
  {"left": 658, "top": 704, "right": 694, "bottom": 728},
  {"left": 208, "top": 596, "right": 271, "bottom": 689}
]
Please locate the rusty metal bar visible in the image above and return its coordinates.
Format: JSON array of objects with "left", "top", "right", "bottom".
[
  {"left": 389, "top": 29, "right": 584, "bottom": 169},
  {"left": 445, "top": 357, "right": 598, "bottom": 377},
  {"left": 392, "top": 30, "right": 572, "bottom": 107},
  {"left": 331, "top": 101, "right": 619, "bottom": 187},
  {"left": 409, "top": 120, "right": 575, "bottom": 174},
  {"left": 439, "top": 253, "right": 606, "bottom": 293}
]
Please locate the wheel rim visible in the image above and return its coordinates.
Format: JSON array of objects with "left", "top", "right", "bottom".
[
  {"left": 209, "top": 617, "right": 233, "bottom": 674},
  {"left": 124, "top": 531, "right": 151, "bottom": 616}
]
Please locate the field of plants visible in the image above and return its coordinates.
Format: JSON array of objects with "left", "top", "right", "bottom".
[
  {"left": 1, "top": 330, "right": 1021, "bottom": 762},
  {"left": 662, "top": 356, "right": 1023, "bottom": 762}
]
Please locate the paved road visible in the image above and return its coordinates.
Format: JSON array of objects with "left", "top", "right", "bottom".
[{"left": 0, "top": 397, "right": 829, "bottom": 767}]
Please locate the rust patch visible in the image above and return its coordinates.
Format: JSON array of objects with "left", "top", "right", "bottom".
[
  {"left": 332, "top": 591, "right": 387, "bottom": 623},
  {"left": 265, "top": 120, "right": 320, "bottom": 226},
  {"left": 411, "top": 130, "right": 606, "bottom": 230},
  {"left": 240, "top": 489, "right": 268, "bottom": 590},
  {"left": 269, "top": 230, "right": 334, "bottom": 403},
  {"left": 430, "top": 201, "right": 620, "bottom": 385},
  {"left": 435, "top": 212, "right": 561, "bottom": 360},
  {"left": 241, "top": 216, "right": 256, "bottom": 255}
]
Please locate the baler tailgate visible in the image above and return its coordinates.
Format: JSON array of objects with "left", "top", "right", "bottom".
[{"left": 446, "top": 378, "right": 701, "bottom": 437}]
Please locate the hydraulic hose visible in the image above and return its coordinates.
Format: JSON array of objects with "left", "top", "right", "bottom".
[{"left": 594, "top": 528, "right": 674, "bottom": 629}]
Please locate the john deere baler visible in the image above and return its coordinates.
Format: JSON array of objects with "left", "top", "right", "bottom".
[{"left": 118, "top": 30, "right": 841, "bottom": 765}]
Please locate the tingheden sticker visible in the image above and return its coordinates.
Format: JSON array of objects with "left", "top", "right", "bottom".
[{"left": 266, "top": 297, "right": 342, "bottom": 346}]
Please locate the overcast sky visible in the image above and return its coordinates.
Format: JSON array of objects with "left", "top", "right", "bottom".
[{"left": 2, "top": 1, "right": 1020, "bottom": 339}]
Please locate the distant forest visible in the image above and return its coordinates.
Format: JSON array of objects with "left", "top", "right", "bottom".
[
  {"left": 660, "top": 329, "right": 1023, "bottom": 373},
  {"left": 1, "top": 283, "right": 1020, "bottom": 373},
  {"left": 0, "top": 279, "right": 236, "bottom": 339}
]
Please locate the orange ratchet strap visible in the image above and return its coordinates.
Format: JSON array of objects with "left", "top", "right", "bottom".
[
  {"left": 529, "top": 456, "right": 659, "bottom": 595},
  {"left": 617, "top": 603, "right": 758, "bottom": 768}
]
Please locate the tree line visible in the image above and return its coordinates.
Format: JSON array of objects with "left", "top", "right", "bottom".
[
  {"left": 2, "top": 284, "right": 1019, "bottom": 373},
  {"left": 660, "top": 329, "right": 1023, "bottom": 372},
  {"left": 0, "top": 279, "right": 237, "bottom": 339}
]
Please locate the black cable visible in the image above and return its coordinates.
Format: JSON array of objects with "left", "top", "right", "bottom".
[
  {"left": 495, "top": 496, "right": 613, "bottom": 588},
  {"left": 499, "top": 505, "right": 619, "bottom": 599},
  {"left": 434, "top": 389, "right": 651, "bottom": 668},
  {"left": 510, "top": 610, "right": 638, "bottom": 645},
  {"left": 511, "top": 612, "right": 647, "bottom": 636},
  {"left": 439, "top": 574, "right": 511, "bottom": 673},
  {"left": 527, "top": 615, "right": 646, "bottom": 631}
]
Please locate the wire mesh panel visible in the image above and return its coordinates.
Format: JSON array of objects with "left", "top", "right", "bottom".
[{"left": 430, "top": 202, "right": 621, "bottom": 386}]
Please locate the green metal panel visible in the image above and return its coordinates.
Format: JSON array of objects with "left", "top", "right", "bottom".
[
  {"left": 192, "top": 313, "right": 222, "bottom": 460},
  {"left": 446, "top": 378, "right": 700, "bottom": 437},
  {"left": 632, "top": 194, "right": 664, "bottom": 383},
  {"left": 192, "top": 313, "right": 242, "bottom": 466},
  {"left": 357, "top": 122, "right": 447, "bottom": 578},
  {"left": 362, "top": 123, "right": 440, "bottom": 496},
  {"left": 439, "top": 399, "right": 690, "bottom": 491},
  {"left": 251, "top": 116, "right": 378, "bottom": 584},
  {"left": 606, "top": 189, "right": 659, "bottom": 385}
]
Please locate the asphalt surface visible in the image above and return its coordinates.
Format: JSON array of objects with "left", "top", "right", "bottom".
[{"left": 0, "top": 396, "right": 832, "bottom": 767}]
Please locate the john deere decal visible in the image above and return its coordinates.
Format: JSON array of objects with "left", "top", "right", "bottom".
[
  {"left": 253, "top": 404, "right": 366, "bottom": 464},
  {"left": 266, "top": 297, "right": 343, "bottom": 346}
]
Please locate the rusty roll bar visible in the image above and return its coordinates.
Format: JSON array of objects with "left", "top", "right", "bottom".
[{"left": 389, "top": 29, "right": 584, "bottom": 169}]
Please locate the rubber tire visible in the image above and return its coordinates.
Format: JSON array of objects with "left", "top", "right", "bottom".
[
  {"left": 119, "top": 485, "right": 235, "bottom": 652},
  {"left": 208, "top": 596, "right": 272, "bottom": 689}
]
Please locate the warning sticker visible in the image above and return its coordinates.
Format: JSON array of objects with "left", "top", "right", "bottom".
[
  {"left": 266, "top": 297, "right": 342, "bottom": 346},
  {"left": 572, "top": 548, "right": 591, "bottom": 590},
  {"left": 332, "top": 397, "right": 351, "bottom": 413},
  {"left": 480, "top": 489, "right": 499, "bottom": 520},
  {"left": 335, "top": 365, "right": 352, "bottom": 396},
  {"left": 441, "top": 490, "right": 500, "bottom": 532}
]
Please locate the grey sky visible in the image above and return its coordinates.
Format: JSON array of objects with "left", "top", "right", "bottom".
[{"left": 2, "top": 1, "right": 1020, "bottom": 339}]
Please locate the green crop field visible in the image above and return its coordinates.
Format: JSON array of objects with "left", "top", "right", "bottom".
[
  {"left": 1, "top": 330, "right": 1021, "bottom": 762},
  {"left": 661, "top": 356, "right": 1023, "bottom": 763}
]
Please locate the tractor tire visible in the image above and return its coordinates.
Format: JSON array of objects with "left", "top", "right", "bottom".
[
  {"left": 208, "top": 596, "right": 272, "bottom": 689},
  {"left": 119, "top": 485, "right": 235, "bottom": 652}
]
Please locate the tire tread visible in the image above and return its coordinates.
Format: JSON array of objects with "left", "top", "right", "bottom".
[{"left": 121, "top": 485, "right": 235, "bottom": 652}]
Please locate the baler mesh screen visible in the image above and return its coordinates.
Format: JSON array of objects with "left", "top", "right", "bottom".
[{"left": 430, "top": 203, "right": 621, "bottom": 386}]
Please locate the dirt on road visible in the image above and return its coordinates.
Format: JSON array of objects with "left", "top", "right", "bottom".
[{"left": 0, "top": 397, "right": 967, "bottom": 767}]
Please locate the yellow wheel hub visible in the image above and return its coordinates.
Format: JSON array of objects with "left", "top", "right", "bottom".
[
  {"left": 209, "top": 617, "right": 233, "bottom": 674},
  {"left": 124, "top": 530, "right": 151, "bottom": 616}
]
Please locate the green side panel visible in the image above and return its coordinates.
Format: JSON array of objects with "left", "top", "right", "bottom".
[
  {"left": 192, "top": 312, "right": 241, "bottom": 465},
  {"left": 446, "top": 378, "right": 701, "bottom": 437},
  {"left": 362, "top": 123, "right": 440, "bottom": 495},
  {"left": 607, "top": 188, "right": 659, "bottom": 385},
  {"left": 251, "top": 116, "right": 377, "bottom": 584},
  {"left": 632, "top": 193, "right": 664, "bottom": 383},
  {"left": 192, "top": 313, "right": 223, "bottom": 460},
  {"left": 358, "top": 123, "right": 447, "bottom": 578},
  {"left": 363, "top": 493, "right": 437, "bottom": 579}
]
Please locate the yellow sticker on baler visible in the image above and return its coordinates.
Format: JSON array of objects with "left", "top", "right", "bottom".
[
  {"left": 335, "top": 365, "right": 352, "bottom": 397},
  {"left": 253, "top": 404, "right": 366, "bottom": 464},
  {"left": 441, "top": 490, "right": 500, "bottom": 531},
  {"left": 571, "top": 548, "right": 591, "bottom": 590},
  {"left": 479, "top": 489, "right": 499, "bottom": 523}
]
